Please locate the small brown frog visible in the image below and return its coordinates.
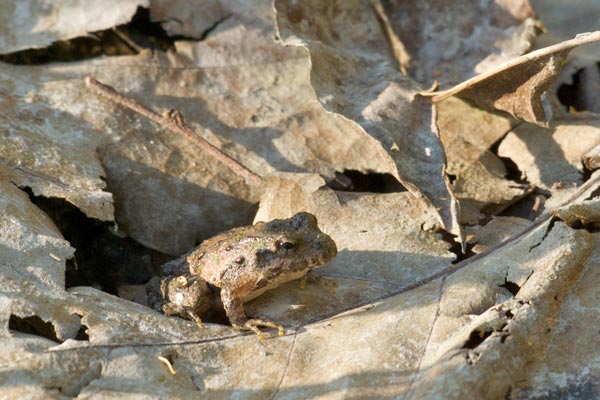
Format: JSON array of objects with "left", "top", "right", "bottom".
[{"left": 146, "top": 212, "right": 337, "bottom": 338}]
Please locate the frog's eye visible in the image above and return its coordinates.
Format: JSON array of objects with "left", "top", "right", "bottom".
[{"left": 281, "top": 241, "right": 295, "bottom": 250}]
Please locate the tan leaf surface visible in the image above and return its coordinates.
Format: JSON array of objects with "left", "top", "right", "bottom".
[
  {"left": 512, "top": 233, "right": 600, "bottom": 398},
  {"left": 4, "top": 1, "right": 600, "bottom": 399},
  {"left": 9, "top": 5, "right": 384, "bottom": 255},
  {"left": 149, "top": 0, "right": 229, "bottom": 38},
  {"left": 466, "top": 216, "right": 531, "bottom": 254},
  {"left": 0, "top": 65, "right": 114, "bottom": 221},
  {"left": 426, "top": 31, "right": 600, "bottom": 126},
  {"left": 274, "top": 0, "right": 462, "bottom": 240},
  {"left": 438, "top": 98, "right": 530, "bottom": 224},
  {"left": 250, "top": 173, "right": 454, "bottom": 326},
  {"left": 380, "top": 0, "right": 538, "bottom": 86},
  {"left": 497, "top": 120, "right": 600, "bottom": 206},
  {"left": 552, "top": 198, "right": 600, "bottom": 227},
  {"left": 0, "top": 0, "right": 148, "bottom": 54}
]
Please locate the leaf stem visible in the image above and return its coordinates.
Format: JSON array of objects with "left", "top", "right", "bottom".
[{"left": 85, "top": 77, "right": 263, "bottom": 187}]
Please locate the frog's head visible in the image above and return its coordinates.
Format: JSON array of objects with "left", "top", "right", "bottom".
[{"left": 257, "top": 212, "right": 337, "bottom": 276}]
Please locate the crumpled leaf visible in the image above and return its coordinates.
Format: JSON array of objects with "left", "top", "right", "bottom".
[
  {"left": 466, "top": 216, "right": 531, "bottom": 254},
  {"left": 437, "top": 98, "right": 530, "bottom": 224},
  {"left": 149, "top": 0, "right": 229, "bottom": 38},
  {"left": 552, "top": 198, "right": 600, "bottom": 227},
  {"left": 0, "top": 182, "right": 74, "bottom": 292},
  {"left": 511, "top": 234, "right": 600, "bottom": 398},
  {"left": 380, "top": 0, "right": 538, "bottom": 86},
  {"left": 274, "top": 0, "right": 462, "bottom": 240},
  {"left": 425, "top": 31, "right": 600, "bottom": 126},
  {"left": 497, "top": 119, "right": 600, "bottom": 207},
  {"left": 0, "top": 64, "right": 114, "bottom": 221},
  {"left": 408, "top": 221, "right": 593, "bottom": 398},
  {"left": 249, "top": 173, "right": 455, "bottom": 325},
  {"left": 583, "top": 143, "right": 600, "bottom": 170},
  {"left": 0, "top": 0, "right": 148, "bottom": 54},
  {"left": 5, "top": 1, "right": 600, "bottom": 398},
  {"left": 530, "top": 1, "right": 600, "bottom": 114},
  {"left": 8, "top": 5, "right": 385, "bottom": 255}
]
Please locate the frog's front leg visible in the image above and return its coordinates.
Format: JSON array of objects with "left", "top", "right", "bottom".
[{"left": 220, "top": 289, "right": 284, "bottom": 339}]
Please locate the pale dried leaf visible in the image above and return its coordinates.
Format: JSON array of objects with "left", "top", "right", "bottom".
[
  {"left": 437, "top": 97, "right": 517, "bottom": 150},
  {"left": 583, "top": 142, "right": 600, "bottom": 170},
  {"left": 274, "top": 0, "right": 462, "bottom": 240},
  {"left": 0, "top": 0, "right": 148, "bottom": 54},
  {"left": 380, "top": 0, "right": 538, "bottom": 86},
  {"left": 408, "top": 221, "right": 593, "bottom": 398},
  {"left": 438, "top": 98, "right": 530, "bottom": 224},
  {"left": 527, "top": 0, "right": 600, "bottom": 115},
  {"left": 466, "top": 216, "right": 532, "bottom": 254},
  {"left": 0, "top": 64, "right": 114, "bottom": 221},
  {"left": 552, "top": 198, "right": 600, "bottom": 227},
  {"left": 426, "top": 31, "right": 600, "bottom": 126},
  {"left": 250, "top": 172, "right": 454, "bottom": 326},
  {"left": 511, "top": 234, "right": 600, "bottom": 398},
  {"left": 497, "top": 120, "right": 600, "bottom": 201},
  {"left": 150, "top": 0, "right": 229, "bottom": 38},
  {"left": 0, "top": 182, "right": 74, "bottom": 292},
  {"left": 438, "top": 98, "right": 531, "bottom": 225},
  {"left": 15, "top": 28, "right": 384, "bottom": 254}
]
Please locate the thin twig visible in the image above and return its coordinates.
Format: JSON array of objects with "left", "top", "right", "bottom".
[{"left": 85, "top": 77, "right": 263, "bottom": 187}]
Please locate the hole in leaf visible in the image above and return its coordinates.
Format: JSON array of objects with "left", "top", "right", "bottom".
[
  {"left": 447, "top": 173, "right": 457, "bottom": 185},
  {"left": 24, "top": 190, "right": 170, "bottom": 295},
  {"left": 499, "top": 279, "right": 520, "bottom": 296},
  {"left": 556, "top": 65, "right": 600, "bottom": 113},
  {"left": 0, "top": 7, "right": 174, "bottom": 65},
  {"left": 74, "top": 314, "right": 90, "bottom": 341},
  {"left": 463, "top": 328, "right": 493, "bottom": 349},
  {"left": 332, "top": 170, "right": 407, "bottom": 193},
  {"left": 9, "top": 315, "right": 61, "bottom": 343}
]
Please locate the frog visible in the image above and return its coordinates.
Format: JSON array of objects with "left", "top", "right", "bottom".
[{"left": 146, "top": 212, "right": 337, "bottom": 338}]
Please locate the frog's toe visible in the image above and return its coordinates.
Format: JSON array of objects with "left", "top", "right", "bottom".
[{"left": 234, "top": 319, "right": 285, "bottom": 339}]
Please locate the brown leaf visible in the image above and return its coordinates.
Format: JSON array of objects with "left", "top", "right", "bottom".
[
  {"left": 249, "top": 172, "right": 455, "bottom": 326},
  {"left": 274, "top": 0, "right": 462, "bottom": 241},
  {"left": 438, "top": 98, "right": 530, "bottom": 224},
  {"left": 497, "top": 120, "right": 600, "bottom": 205},
  {"left": 379, "top": 0, "right": 538, "bottom": 86},
  {"left": 425, "top": 31, "right": 600, "bottom": 126},
  {"left": 0, "top": 65, "right": 114, "bottom": 221},
  {"left": 15, "top": 8, "right": 385, "bottom": 254},
  {"left": 0, "top": 0, "right": 147, "bottom": 54},
  {"left": 552, "top": 198, "right": 600, "bottom": 227}
]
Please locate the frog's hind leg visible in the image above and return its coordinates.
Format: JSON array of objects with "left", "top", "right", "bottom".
[
  {"left": 238, "top": 319, "right": 284, "bottom": 339},
  {"left": 221, "top": 289, "right": 284, "bottom": 339}
]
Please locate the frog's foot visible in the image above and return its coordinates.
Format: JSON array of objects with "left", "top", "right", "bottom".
[
  {"left": 299, "top": 270, "right": 321, "bottom": 289},
  {"left": 186, "top": 309, "right": 205, "bottom": 330},
  {"left": 233, "top": 319, "right": 285, "bottom": 339}
]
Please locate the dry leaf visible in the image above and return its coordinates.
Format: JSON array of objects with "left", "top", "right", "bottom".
[
  {"left": 8, "top": 13, "right": 384, "bottom": 255},
  {"left": 438, "top": 98, "right": 530, "bottom": 224},
  {"left": 4, "top": 1, "right": 600, "bottom": 398},
  {"left": 274, "top": 0, "right": 462, "bottom": 240},
  {"left": 497, "top": 120, "right": 600, "bottom": 204},
  {"left": 0, "top": 0, "right": 148, "bottom": 54},
  {"left": 466, "top": 216, "right": 532, "bottom": 253},
  {"left": 425, "top": 31, "right": 600, "bottom": 126},
  {"left": 380, "top": 0, "right": 538, "bottom": 86},
  {"left": 0, "top": 64, "right": 114, "bottom": 221}
]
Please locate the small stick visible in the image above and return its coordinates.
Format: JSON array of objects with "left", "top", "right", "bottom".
[{"left": 85, "top": 77, "right": 263, "bottom": 187}]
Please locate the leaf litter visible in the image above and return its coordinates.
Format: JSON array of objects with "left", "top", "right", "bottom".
[{"left": 2, "top": 0, "right": 600, "bottom": 398}]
